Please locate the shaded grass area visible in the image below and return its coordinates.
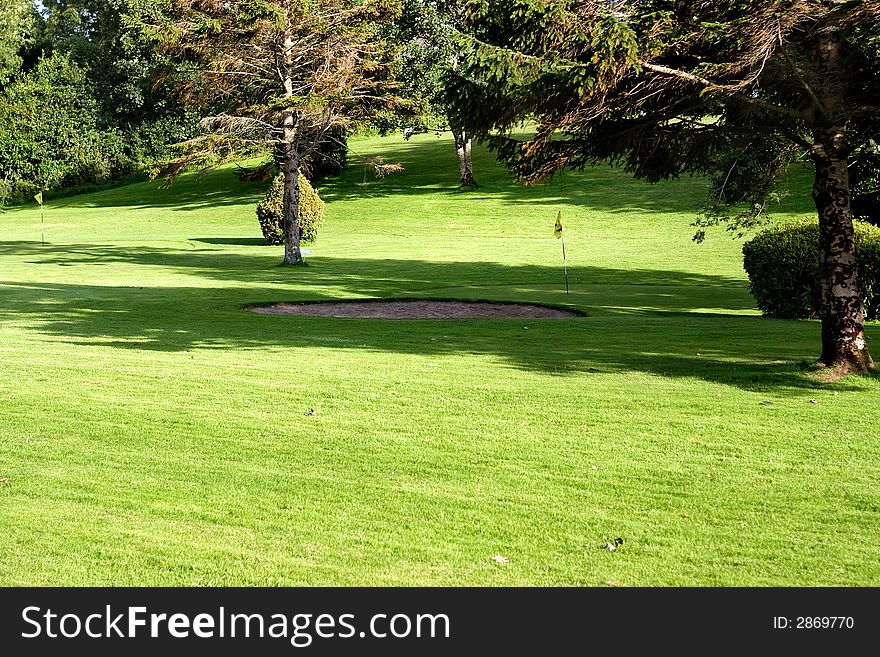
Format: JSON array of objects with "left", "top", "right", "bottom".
[{"left": 0, "top": 132, "right": 878, "bottom": 586}]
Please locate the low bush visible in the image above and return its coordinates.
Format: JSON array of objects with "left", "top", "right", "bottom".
[
  {"left": 742, "top": 219, "right": 880, "bottom": 320},
  {"left": 256, "top": 173, "right": 325, "bottom": 245}
]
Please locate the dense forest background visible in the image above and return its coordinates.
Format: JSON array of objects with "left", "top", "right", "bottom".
[{"left": 0, "top": 0, "right": 196, "bottom": 203}]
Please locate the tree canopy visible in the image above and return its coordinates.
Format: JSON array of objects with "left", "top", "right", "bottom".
[
  {"left": 141, "top": 0, "right": 402, "bottom": 264},
  {"left": 391, "top": 0, "right": 480, "bottom": 186},
  {"left": 448, "top": 0, "right": 880, "bottom": 374},
  {"left": 0, "top": 0, "right": 194, "bottom": 199},
  {"left": 0, "top": 0, "right": 35, "bottom": 86}
]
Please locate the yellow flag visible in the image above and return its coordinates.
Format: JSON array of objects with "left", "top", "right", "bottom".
[
  {"left": 554, "top": 211, "right": 563, "bottom": 239},
  {"left": 34, "top": 192, "right": 43, "bottom": 205}
]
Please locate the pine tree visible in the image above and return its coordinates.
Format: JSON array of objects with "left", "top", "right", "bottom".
[
  {"left": 449, "top": 0, "right": 880, "bottom": 374},
  {"left": 142, "top": 0, "right": 401, "bottom": 265}
]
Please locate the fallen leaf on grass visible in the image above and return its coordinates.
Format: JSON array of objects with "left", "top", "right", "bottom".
[
  {"left": 0, "top": 477, "right": 9, "bottom": 484},
  {"left": 492, "top": 555, "right": 509, "bottom": 564}
]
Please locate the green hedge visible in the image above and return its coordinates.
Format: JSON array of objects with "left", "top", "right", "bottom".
[
  {"left": 0, "top": 53, "right": 194, "bottom": 200},
  {"left": 742, "top": 219, "right": 880, "bottom": 320},
  {"left": 256, "top": 173, "right": 325, "bottom": 245}
]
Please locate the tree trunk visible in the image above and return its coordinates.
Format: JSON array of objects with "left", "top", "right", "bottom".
[
  {"left": 281, "top": 153, "right": 302, "bottom": 266},
  {"left": 452, "top": 128, "right": 476, "bottom": 188},
  {"left": 281, "top": 108, "right": 303, "bottom": 266},
  {"left": 812, "top": 136, "right": 873, "bottom": 373},
  {"left": 279, "top": 17, "right": 303, "bottom": 266},
  {"left": 809, "top": 33, "right": 873, "bottom": 374}
]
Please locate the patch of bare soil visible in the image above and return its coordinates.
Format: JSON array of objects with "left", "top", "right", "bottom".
[{"left": 249, "top": 300, "right": 581, "bottom": 319}]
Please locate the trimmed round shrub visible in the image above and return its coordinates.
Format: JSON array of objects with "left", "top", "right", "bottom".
[
  {"left": 742, "top": 218, "right": 880, "bottom": 320},
  {"left": 256, "top": 173, "right": 325, "bottom": 245}
]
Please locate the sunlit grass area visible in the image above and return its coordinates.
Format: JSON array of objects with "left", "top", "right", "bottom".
[{"left": 1, "top": 132, "right": 878, "bottom": 585}]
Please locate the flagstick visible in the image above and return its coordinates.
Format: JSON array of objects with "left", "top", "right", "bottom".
[
  {"left": 561, "top": 236, "right": 569, "bottom": 295},
  {"left": 40, "top": 204, "right": 45, "bottom": 246}
]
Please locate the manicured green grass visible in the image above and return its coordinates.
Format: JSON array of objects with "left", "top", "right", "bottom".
[{"left": 1, "top": 133, "right": 878, "bottom": 586}]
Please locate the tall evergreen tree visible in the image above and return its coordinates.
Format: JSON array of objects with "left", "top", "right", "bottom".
[
  {"left": 144, "top": 0, "right": 401, "bottom": 265},
  {"left": 449, "top": 0, "right": 880, "bottom": 375}
]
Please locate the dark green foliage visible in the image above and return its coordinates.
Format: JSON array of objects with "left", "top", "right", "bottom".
[
  {"left": 851, "top": 149, "right": 880, "bottom": 226},
  {"left": 304, "top": 128, "right": 349, "bottom": 181},
  {"left": 256, "top": 173, "right": 325, "bottom": 245},
  {"left": 0, "top": 177, "right": 12, "bottom": 211},
  {"left": 860, "top": 225, "right": 880, "bottom": 320},
  {"left": 0, "top": 0, "right": 194, "bottom": 199},
  {"left": 743, "top": 220, "right": 880, "bottom": 320},
  {"left": 392, "top": 0, "right": 458, "bottom": 126},
  {"left": 0, "top": 0, "right": 35, "bottom": 86},
  {"left": 447, "top": 1, "right": 880, "bottom": 219},
  {"left": 694, "top": 134, "right": 800, "bottom": 243},
  {"left": 0, "top": 53, "right": 124, "bottom": 195}
]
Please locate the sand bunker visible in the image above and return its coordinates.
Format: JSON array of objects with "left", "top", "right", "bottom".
[{"left": 249, "top": 299, "right": 581, "bottom": 319}]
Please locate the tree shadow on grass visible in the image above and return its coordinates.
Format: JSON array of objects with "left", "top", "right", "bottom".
[
  {"left": 319, "top": 137, "right": 710, "bottom": 211},
  {"left": 192, "top": 238, "right": 269, "bottom": 246},
  {"left": 0, "top": 135, "right": 814, "bottom": 222},
  {"left": 2, "top": 241, "right": 873, "bottom": 393},
  {"left": 1, "top": 240, "right": 750, "bottom": 294}
]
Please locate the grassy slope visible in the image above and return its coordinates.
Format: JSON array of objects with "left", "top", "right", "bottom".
[{"left": 0, "top": 133, "right": 878, "bottom": 586}]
